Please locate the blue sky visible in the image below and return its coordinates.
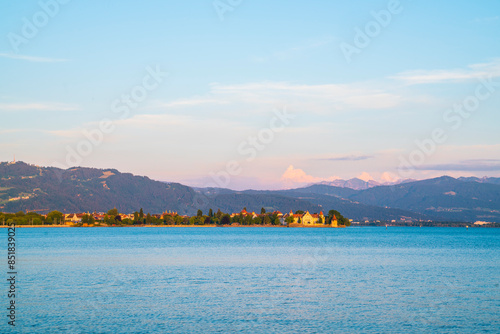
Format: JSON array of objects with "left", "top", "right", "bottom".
[{"left": 1, "top": 0, "right": 500, "bottom": 190}]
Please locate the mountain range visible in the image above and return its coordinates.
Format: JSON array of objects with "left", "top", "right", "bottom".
[
  {"left": 316, "top": 176, "right": 500, "bottom": 190},
  {"left": 316, "top": 177, "right": 410, "bottom": 190},
  {"left": 1, "top": 161, "right": 499, "bottom": 223}
]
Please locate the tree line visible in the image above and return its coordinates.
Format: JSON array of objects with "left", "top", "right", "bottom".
[
  {"left": 0, "top": 211, "right": 64, "bottom": 225},
  {"left": 0, "top": 207, "right": 350, "bottom": 226}
]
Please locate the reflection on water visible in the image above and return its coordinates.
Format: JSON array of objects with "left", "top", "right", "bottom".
[{"left": 6, "top": 227, "right": 500, "bottom": 333}]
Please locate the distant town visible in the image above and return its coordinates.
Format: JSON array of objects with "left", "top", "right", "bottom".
[{"left": 0, "top": 208, "right": 351, "bottom": 227}]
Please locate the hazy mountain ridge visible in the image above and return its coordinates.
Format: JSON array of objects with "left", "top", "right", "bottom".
[
  {"left": 315, "top": 177, "right": 416, "bottom": 190},
  {"left": 457, "top": 176, "right": 500, "bottom": 185},
  {"left": 1, "top": 162, "right": 499, "bottom": 222},
  {"left": 0, "top": 162, "right": 333, "bottom": 216},
  {"left": 316, "top": 176, "right": 500, "bottom": 190},
  {"left": 0, "top": 162, "right": 197, "bottom": 214},
  {"left": 300, "top": 176, "right": 500, "bottom": 222}
]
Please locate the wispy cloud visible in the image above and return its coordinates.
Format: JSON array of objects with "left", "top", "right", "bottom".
[
  {"left": 150, "top": 81, "right": 402, "bottom": 119},
  {"left": 0, "top": 53, "right": 68, "bottom": 63},
  {"left": 210, "top": 81, "right": 401, "bottom": 111},
  {"left": 0, "top": 102, "right": 79, "bottom": 112},
  {"left": 321, "top": 154, "right": 374, "bottom": 161},
  {"left": 155, "top": 98, "right": 229, "bottom": 108},
  {"left": 250, "top": 36, "right": 335, "bottom": 63},
  {"left": 0, "top": 129, "right": 37, "bottom": 135},
  {"left": 471, "top": 16, "right": 499, "bottom": 24},
  {"left": 46, "top": 129, "right": 81, "bottom": 138},
  {"left": 416, "top": 159, "right": 500, "bottom": 171},
  {"left": 391, "top": 58, "right": 500, "bottom": 85}
]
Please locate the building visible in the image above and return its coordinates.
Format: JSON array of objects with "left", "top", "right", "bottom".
[
  {"left": 162, "top": 211, "right": 178, "bottom": 217},
  {"left": 331, "top": 214, "right": 338, "bottom": 227},
  {"left": 272, "top": 211, "right": 284, "bottom": 224},
  {"left": 230, "top": 209, "right": 258, "bottom": 219},
  {"left": 284, "top": 211, "right": 326, "bottom": 225},
  {"left": 93, "top": 213, "right": 106, "bottom": 221},
  {"left": 65, "top": 213, "right": 86, "bottom": 224}
]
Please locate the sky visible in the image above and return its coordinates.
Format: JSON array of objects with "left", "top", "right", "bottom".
[{"left": 1, "top": 0, "right": 500, "bottom": 190}]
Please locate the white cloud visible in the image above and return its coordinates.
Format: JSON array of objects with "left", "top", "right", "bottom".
[
  {"left": 0, "top": 102, "right": 79, "bottom": 112},
  {"left": 157, "top": 81, "right": 401, "bottom": 116},
  {"left": 113, "top": 113, "right": 244, "bottom": 129},
  {"left": 280, "top": 165, "right": 340, "bottom": 187},
  {"left": 249, "top": 36, "right": 336, "bottom": 63},
  {"left": 0, "top": 53, "right": 68, "bottom": 62},
  {"left": 281, "top": 165, "right": 322, "bottom": 184},
  {"left": 47, "top": 113, "right": 247, "bottom": 139},
  {"left": 155, "top": 98, "right": 230, "bottom": 108},
  {"left": 357, "top": 172, "right": 374, "bottom": 182},
  {"left": 380, "top": 171, "right": 400, "bottom": 183},
  {"left": 391, "top": 59, "right": 500, "bottom": 85}
]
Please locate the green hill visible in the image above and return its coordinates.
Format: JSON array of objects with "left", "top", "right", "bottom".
[{"left": 0, "top": 162, "right": 197, "bottom": 214}]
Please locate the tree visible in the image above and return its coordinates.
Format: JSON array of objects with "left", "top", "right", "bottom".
[
  {"left": 122, "top": 218, "right": 133, "bottom": 225},
  {"left": 328, "top": 209, "right": 350, "bottom": 226},
  {"left": 208, "top": 208, "right": 213, "bottom": 217},
  {"left": 139, "top": 208, "right": 144, "bottom": 219},
  {"left": 263, "top": 215, "right": 271, "bottom": 225},
  {"left": 261, "top": 207, "right": 266, "bottom": 214},
  {"left": 271, "top": 213, "right": 281, "bottom": 225},
  {"left": 46, "top": 210, "right": 64, "bottom": 224},
  {"left": 220, "top": 214, "right": 231, "bottom": 225},
  {"left": 295, "top": 210, "right": 304, "bottom": 215},
  {"left": 107, "top": 208, "right": 118, "bottom": 216},
  {"left": 104, "top": 214, "right": 115, "bottom": 225},
  {"left": 81, "top": 214, "right": 95, "bottom": 225},
  {"left": 197, "top": 209, "right": 203, "bottom": 217},
  {"left": 327, "top": 210, "right": 336, "bottom": 224},
  {"left": 146, "top": 213, "right": 152, "bottom": 225},
  {"left": 173, "top": 215, "right": 184, "bottom": 225},
  {"left": 164, "top": 215, "right": 174, "bottom": 225},
  {"left": 244, "top": 215, "right": 252, "bottom": 225},
  {"left": 232, "top": 214, "right": 242, "bottom": 224},
  {"left": 204, "top": 216, "right": 211, "bottom": 225}
]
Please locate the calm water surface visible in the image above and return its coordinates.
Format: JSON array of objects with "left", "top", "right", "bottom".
[{"left": 3, "top": 227, "right": 499, "bottom": 333}]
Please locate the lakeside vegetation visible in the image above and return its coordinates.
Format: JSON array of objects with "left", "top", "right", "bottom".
[
  {"left": 4, "top": 208, "right": 494, "bottom": 228},
  {"left": 0, "top": 207, "right": 351, "bottom": 227}
]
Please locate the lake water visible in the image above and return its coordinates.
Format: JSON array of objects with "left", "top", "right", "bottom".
[{"left": 3, "top": 227, "right": 499, "bottom": 333}]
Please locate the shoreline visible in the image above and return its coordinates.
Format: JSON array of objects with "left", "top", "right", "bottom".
[
  {"left": 0, "top": 224, "right": 341, "bottom": 228},
  {"left": 0, "top": 224, "right": 496, "bottom": 228}
]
